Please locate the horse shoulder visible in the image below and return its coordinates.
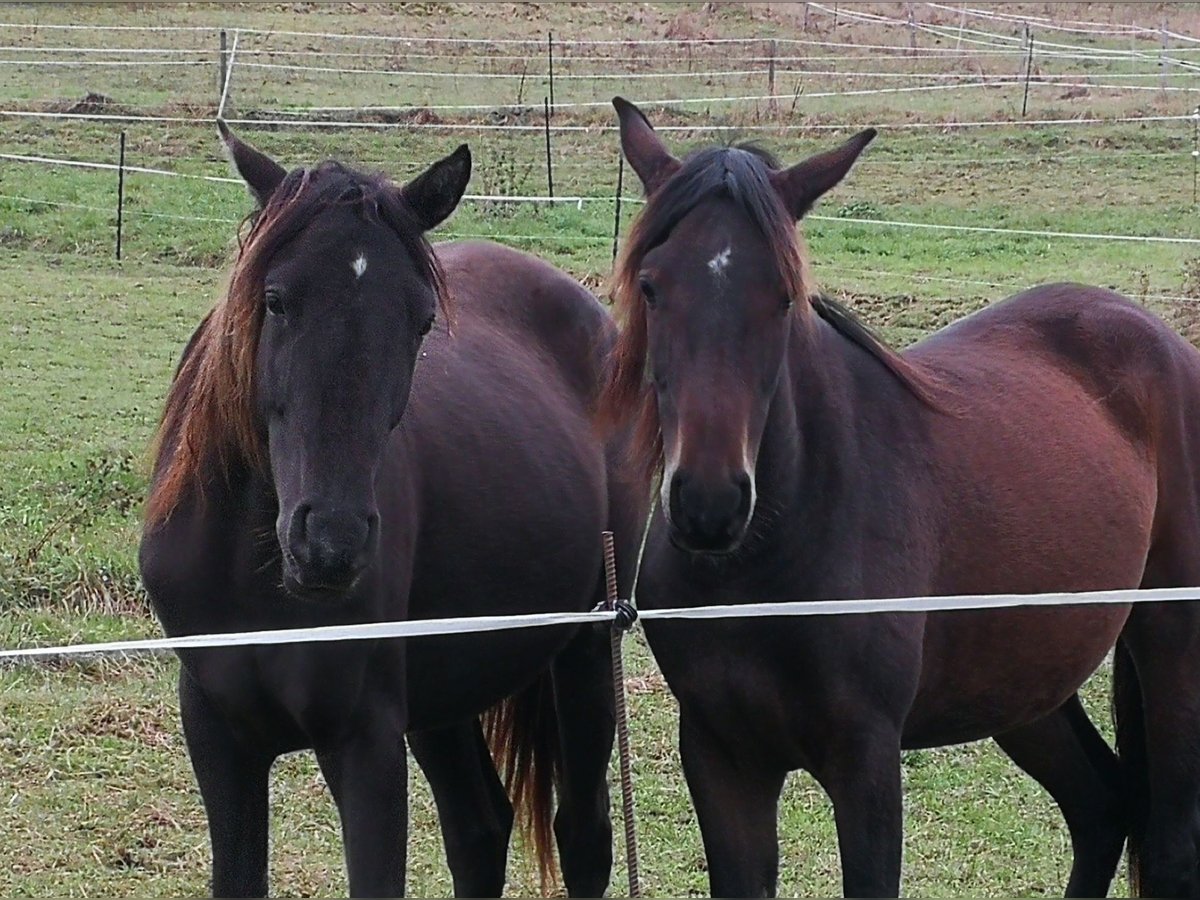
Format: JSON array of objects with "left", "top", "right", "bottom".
[{"left": 138, "top": 468, "right": 265, "bottom": 635}]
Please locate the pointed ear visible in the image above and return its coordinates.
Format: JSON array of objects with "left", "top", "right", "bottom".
[
  {"left": 770, "top": 128, "right": 877, "bottom": 220},
  {"left": 217, "top": 119, "right": 287, "bottom": 207},
  {"left": 400, "top": 144, "right": 471, "bottom": 232},
  {"left": 613, "top": 96, "right": 680, "bottom": 196}
]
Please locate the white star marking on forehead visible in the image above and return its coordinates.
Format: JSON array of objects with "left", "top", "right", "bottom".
[
  {"left": 351, "top": 253, "right": 368, "bottom": 279},
  {"left": 707, "top": 245, "right": 732, "bottom": 278}
]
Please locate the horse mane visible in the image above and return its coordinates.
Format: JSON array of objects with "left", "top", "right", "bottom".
[
  {"left": 598, "top": 142, "right": 945, "bottom": 484},
  {"left": 144, "top": 161, "right": 448, "bottom": 527},
  {"left": 808, "top": 292, "right": 945, "bottom": 408}
]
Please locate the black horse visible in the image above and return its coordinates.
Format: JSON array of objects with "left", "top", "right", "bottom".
[{"left": 139, "top": 124, "right": 642, "bottom": 896}]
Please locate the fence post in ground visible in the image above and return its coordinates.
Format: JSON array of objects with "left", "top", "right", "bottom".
[
  {"left": 1021, "top": 24, "right": 1034, "bottom": 118},
  {"left": 767, "top": 39, "right": 777, "bottom": 116},
  {"left": 612, "top": 153, "right": 624, "bottom": 263},
  {"left": 602, "top": 530, "right": 641, "bottom": 899},
  {"left": 217, "top": 29, "right": 238, "bottom": 119},
  {"left": 906, "top": 3, "right": 917, "bottom": 57},
  {"left": 543, "top": 97, "right": 553, "bottom": 200},
  {"left": 218, "top": 29, "right": 227, "bottom": 108},
  {"left": 547, "top": 31, "right": 555, "bottom": 116},
  {"left": 1160, "top": 20, "right": 1169, "bottom": 98},
  {"left": 115, "top": 130, "right": 126, "bottom": 262},
  {"left": 956, "top": 5, "right": 966, "bottom": 51},
  {"left": 1192, "top": 106, "right": 1199, "bottom": 206},
  {"left": 803, "top": 2, "right": 810, "bottom": 32}
]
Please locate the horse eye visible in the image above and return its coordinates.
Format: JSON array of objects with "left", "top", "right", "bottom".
[
  {"left": 264, "top": 289, "right": 285, "bottom": 317},
  {"left": 639, "top": 277, "right": 657, "bottom": 309},
  {"left": 418, "top": 313, "right": 435, "bottom": 336}
]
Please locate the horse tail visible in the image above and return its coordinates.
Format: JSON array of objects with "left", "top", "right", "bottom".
[
  {"left": 1113, "top": 638, "right": 1147, "bottom": 896},
  {"left": 483, "top": 671, "right": 561, "bottom": 894}
]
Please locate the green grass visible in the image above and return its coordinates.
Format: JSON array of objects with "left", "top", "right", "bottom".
[
  {"left": 0, "top": 1, "right": 1197, "bottom": 895},
  {"left": 0, "top": 616, "right": 1122, "bottom": 898}
]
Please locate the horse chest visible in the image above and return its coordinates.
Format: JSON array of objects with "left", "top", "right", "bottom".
[
  {"left": 177, "top": 642, "right": 400, "bottom": 752},
  {"left": 644, "top": 613, "right": 924, "bottom": 769},
  {"left": 647, "top": 621, "right": 802, "bottom": 757}
]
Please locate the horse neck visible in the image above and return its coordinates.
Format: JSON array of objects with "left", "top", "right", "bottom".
[{"left": 752, "top": 313, "right": 920, "bottom": 559}]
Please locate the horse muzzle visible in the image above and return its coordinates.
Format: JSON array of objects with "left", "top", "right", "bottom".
[
  {"left": 666, "top": 468, "right": 755, "bottom": 555},
  {"left": 281, "top": 503, "right": 378, "bottom": 599}
]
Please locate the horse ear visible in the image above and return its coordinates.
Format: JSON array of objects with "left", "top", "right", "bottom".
[
  {"left": 613, "top": 96, "right": 680, "bottom": 196},
  {"left": 217, "top": 119, "right": 287, "bottom": 207},
  {"left": 400, "top": 144, "right": 472, "bottom": 232},
  {"left": 771, "top": 128, "right": 877, "bottom": 220}
]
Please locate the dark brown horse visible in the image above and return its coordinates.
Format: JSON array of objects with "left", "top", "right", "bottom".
[
  {"left": 601, "top": 97, "right": 1200, "bottom": 898},
  {"left": 138, "top": 124, "right": 641, "bottom": 897}
]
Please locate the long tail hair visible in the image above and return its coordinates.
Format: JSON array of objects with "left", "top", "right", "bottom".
[
  {"left": 482, "top": 671, "right": 562, "bottom": 894},
  {"left": 1112, "top": 639, "right": 1147, "bottom": 895}
]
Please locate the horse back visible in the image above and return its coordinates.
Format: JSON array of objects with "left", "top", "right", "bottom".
[
  {"left": 913, "top": 282, "right": 1200, "bottom": 446},
  {"left": 433, "top": 240, "right": 614, "bottom": 403},
  {"left": 905, "top": 282, "right": 1200, "bottom": 588}
]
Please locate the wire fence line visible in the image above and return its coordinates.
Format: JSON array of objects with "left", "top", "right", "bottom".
[
  {"left": 3, "top": 9, "right": 1196, "bottom": 301},
  {"left": 7, "top": 54, "right": 1200, "bottom": 75},
  {"left": 6, "top": 76, "right": 1195, "bottom": 121},
  {"left": 2, "top": 15, "right": 1195, "bottom": 46},
  {"left": 2, "top": 7, "right": 1195, "bottom": 145},
  {"left": 924, "top": 2, "right": 1200, "bottom": 44},
  {"left": 5, "top": 148, "right": 1184, "bottom": 184},
  {"left": 0, "top": 45, "right": 1042, "bottom": 62},
  {"left": 4, "top": 107, "right": 1194, "bottom": 131},
  {"left": 176, "top": 62, "right": 1200, "bottom": 83},
  {"left": 808, "top": 2, "right": 1199, "bottom": 61},
  {"left": 7, "top": 154, "right": 1200, "bottom": 246}
]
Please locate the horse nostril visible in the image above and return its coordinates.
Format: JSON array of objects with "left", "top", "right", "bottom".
[
  {"left": 668, "top": 469, "right": 689, "bottom": 524},
  {"left": 284, "top": 503, "right": 376, "bottom": 590},
  {"left": 286, "top": 503, "right": 313, "bottom": 562},
  {"left": 734, "top": 471, "right": 753, "bottom": 519},
  {"left": 669, "top": 469, "right": 689, "bottom": 494}
]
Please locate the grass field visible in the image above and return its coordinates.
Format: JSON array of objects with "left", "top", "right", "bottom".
[{"left": 1, "top": 1, "right": 1199, "bottom": 896}]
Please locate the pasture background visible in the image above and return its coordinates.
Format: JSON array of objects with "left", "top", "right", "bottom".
[{"left": 0, "top": 1, "right": 1198, "bottom": 895}]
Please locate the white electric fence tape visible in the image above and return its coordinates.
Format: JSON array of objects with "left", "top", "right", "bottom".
[{"left": 3, "top": 586, "right": 1199, "bottom": 662}]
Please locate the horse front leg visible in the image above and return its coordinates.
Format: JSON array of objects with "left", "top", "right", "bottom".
[
  {"left": 316, "top": 715, "right": 409, "bottom": 898},
  {"left": 179, "top": 670, "right": 273, "bottom": 898},
  {"left": 812, "top": 727, "right": 904, "bottom": 898},
  {"left": 679, "top": 711, "right": 788, "bottom": 898}
]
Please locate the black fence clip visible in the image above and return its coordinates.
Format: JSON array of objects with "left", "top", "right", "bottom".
[{"left": 613, "top": 600, "right": 638, "bottom": 631}]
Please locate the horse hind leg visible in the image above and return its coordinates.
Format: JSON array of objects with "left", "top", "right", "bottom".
[
  {"left": 1118, "top": 544, "right": 1200, "bottom": 899},
  {"left": 550, "top": 620, "right": 616, "bottom": 897},
  {"left": 992, "top": 694, "right": 1125, "bottom": 897},
  {"left": 409, "top": 720, "right": 513, "bottom": 897},
  {"left": 545, "top": 455, "right": 647, "bottom": 895}
]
